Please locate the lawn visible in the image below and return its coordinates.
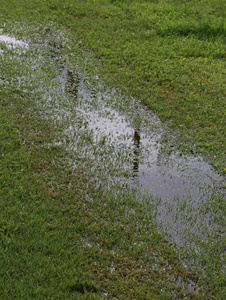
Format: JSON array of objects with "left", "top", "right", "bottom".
[{"left": 0, "top": 0, "right": 225, "bottom": 298}]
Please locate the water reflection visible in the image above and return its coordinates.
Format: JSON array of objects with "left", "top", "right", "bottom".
[
  {"left": 67, "top": 69, "right": 80, "bottom": 99},
  {"left": 0, "top": 34, "right": 28, "bottom": 48},
  {"left": 133, "top": 129, "right": 141, "bottom": 177}
]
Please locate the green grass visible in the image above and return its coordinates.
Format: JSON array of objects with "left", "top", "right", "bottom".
[
  {"left": 0, "top": 0, "right": 225, "bottom": 298},
  {"left": 0, "top": 109, "right": 98, "bottom": 298}
]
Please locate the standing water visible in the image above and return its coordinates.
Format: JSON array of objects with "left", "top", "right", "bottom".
[{"left": 0, "top": 25, "right": 225, "bottom": 278}]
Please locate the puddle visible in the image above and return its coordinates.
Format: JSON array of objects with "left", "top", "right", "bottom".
[
  {"left": 0, "top": 33, "right": 28, "bottom": 49},
  {"left": 56, "top": 64, "right": 225, "bottom": 244},
  {"left": 0, "top": 27, "right": 225, "bottom": 278},
  {"left": 0, "top": 33, "right": 28, "bottom": 57}
]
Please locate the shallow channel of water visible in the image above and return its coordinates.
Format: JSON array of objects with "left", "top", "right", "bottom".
[
  {"left": 53, "top": 60, "right": 225, "bottom": 243},
  {"left": 0, "top": 27, "right": 225, "bottom": 274}
]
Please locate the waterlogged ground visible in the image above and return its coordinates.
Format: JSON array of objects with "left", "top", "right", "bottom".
[{"left": 0, "top": 22, "right": 225, "bottom": 293}]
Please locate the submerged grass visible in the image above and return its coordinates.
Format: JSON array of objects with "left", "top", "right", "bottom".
[{"left": 0, "top": 49, "right": 206, "bottom": 298}]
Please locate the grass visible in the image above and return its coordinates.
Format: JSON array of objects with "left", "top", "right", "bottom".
[
  {"left": 0, "top": 103, "right": 99, "bottom": 298},
  {"left": 0, "top": 0, "right": 225, "bottom": 298}
]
